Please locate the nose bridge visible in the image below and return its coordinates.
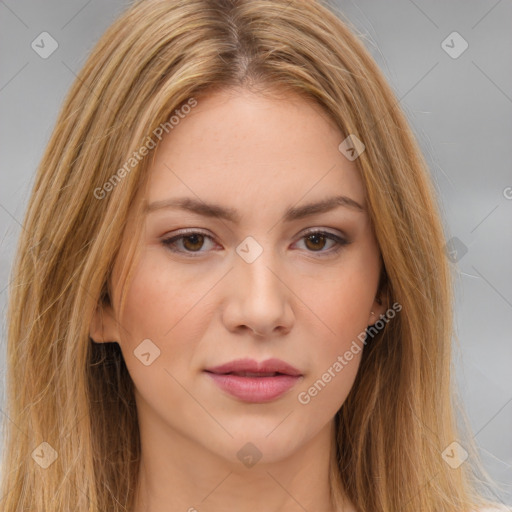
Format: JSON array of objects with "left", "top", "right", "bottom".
[
  {"left": 224, "top": 234, "right": 292, "bottom": 335},
  {"left": 234, "top": 234, "right": 281, "bottom": 298}
]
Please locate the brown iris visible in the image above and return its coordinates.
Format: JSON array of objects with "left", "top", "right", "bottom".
[
  {"left": 304, "top": 233, "right": 327, "bottom": 251},
  {"left": 182, "top": 234, "right": 205, "bottom": 251}
]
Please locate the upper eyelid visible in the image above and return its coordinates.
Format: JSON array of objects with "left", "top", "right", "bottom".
[
  {"left": 300, "top": 226, "right": 347, "bottom": 237},
  {"left": 162, "top": 229, "right": 216, "bottom": 245},
  {"left": 162, "top": 227, "right": 346, "bottom": 241}
]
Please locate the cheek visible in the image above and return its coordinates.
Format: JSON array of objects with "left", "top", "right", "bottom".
[
  {"left": 114, "top": 251, "right": 216, "bottom": 375},
  {"left": 307, "top": 249, "right": 380, "bottom": 344},
  {"left": 295, "top": 242, "right": 380, "bottom": 408},
  {"left": 294, "top": 284, "right": 367, "bottom": 419},
  {"left": 112, "top": 252, "right": 222, "bottom": 430}
]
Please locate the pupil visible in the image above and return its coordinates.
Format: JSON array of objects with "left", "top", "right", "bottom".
[
  {"left": 306, "top": 234, "right": 325, "bottom": 251},
  {"left": 184, "top": 234, "right": 204, "bottom": 251}
]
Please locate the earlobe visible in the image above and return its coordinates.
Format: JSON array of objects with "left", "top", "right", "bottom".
[
  {"left": 89, "top": 303, "right": 120, "bottom": 343},
  {"left": 368, "top": 295, "right": 386, "bottom": 326}
]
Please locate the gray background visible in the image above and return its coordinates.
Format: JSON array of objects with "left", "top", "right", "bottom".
[{"left": 0, "top": 0, "right": 511, "bottom": 505}]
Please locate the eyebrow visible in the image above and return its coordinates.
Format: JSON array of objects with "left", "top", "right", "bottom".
[{"left": 144, "top": 194, "right": 365, "bottom": 222}]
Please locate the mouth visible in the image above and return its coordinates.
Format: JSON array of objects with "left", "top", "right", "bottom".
[
  {"left": 204, "top": 358, "right": 303, "bottom": 403},
  {"left": 211, "top": 371, "right": 288, "bottom": 377}
]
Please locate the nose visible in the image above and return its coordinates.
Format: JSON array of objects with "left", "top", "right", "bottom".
[{"left": 221, "top": 246, "right": 294, "bottom": 338}]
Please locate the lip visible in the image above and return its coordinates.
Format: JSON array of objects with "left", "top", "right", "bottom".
[{"left": 204, "top": 358, "right": 303, "bottom": 403}]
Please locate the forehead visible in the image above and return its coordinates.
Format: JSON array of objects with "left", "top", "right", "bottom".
[{"left": 145, "top": 88, "right": 365, "bottom": 214}]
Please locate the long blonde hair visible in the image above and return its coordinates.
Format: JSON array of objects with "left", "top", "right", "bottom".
[{"left": 0, "top": 0, "right": 497, "bottom": 510}]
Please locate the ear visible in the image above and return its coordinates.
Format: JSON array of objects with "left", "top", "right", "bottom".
[
  {"left": 367, "top": 295, "right": 387, "bottom": 326},
  {"left": 367, "top": 268, "right": 389, "bottom": 326},
  {"left": 89, "top": 302, "right": 121, "bottom": 343}
]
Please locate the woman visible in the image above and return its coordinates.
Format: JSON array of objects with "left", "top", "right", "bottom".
[{"left": 0, "top": 0, "right": 507, "bottom": 510}]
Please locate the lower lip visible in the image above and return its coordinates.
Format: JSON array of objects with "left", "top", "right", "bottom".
[{"left": 205, "top": 372, "right": 302, "bottom": 403}]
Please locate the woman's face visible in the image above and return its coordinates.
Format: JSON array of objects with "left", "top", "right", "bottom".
[{"left": 94, "top": 88, "right": 385, "bottom": 466}]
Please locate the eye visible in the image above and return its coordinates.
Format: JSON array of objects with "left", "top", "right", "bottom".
[
  {"left": 293, "top": 229, "right": 349, "bottom": 256},
  {"left": 161, "top": 229, "right": 218, "bottom": 255},
  {"left": 161, "top": 228, "right": 349, "bottom": 257}
]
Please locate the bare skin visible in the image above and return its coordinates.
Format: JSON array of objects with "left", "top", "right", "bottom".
[{"left": 90, "top": 87, "right": 385, "bottom": 512}]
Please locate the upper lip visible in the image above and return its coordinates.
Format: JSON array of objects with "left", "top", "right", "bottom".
[{"left": 204, "top": 358, "right": 302, "bottom": 377}]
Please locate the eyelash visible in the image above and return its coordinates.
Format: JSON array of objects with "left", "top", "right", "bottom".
[{"left": 161, "top": 228, "right": 349, "bottom": 258}]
